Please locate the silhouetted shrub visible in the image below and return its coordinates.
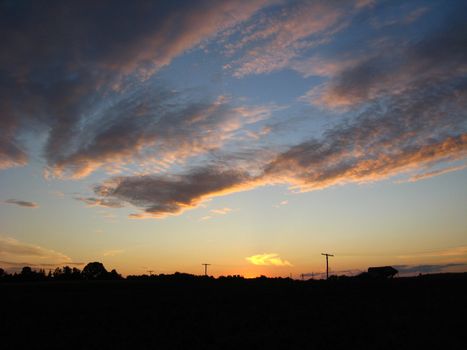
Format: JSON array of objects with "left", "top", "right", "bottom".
[
  {"left": 81, "top": 262, "right": 122, "bottom": 280},
  {"left": 82, "top": 262, "right": 108, "bottom": 280}
]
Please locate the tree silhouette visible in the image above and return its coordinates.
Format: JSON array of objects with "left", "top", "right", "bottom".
[
  {"left": 82, "top": 262, "right": 108, "bottom": 280},
  {"left": 21, "top": 266, "right": 33, "bottom": 276},
  {"left": 71, "top": 267, "right": 82, "bottom": 279},
  {"left": 109, "top": 269, "right": 122, "bottom": 280}
]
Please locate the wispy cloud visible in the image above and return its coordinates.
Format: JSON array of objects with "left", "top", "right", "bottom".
[
  {"left": 274, "top": 200, "right": 288, "bottom": 208},
  {"left": 396, "top": 164, "right": 467, "bottom": 183},
  {"left": 103, "top": 249, "right": 124, "bottom": 257},
  {"left": 246, "top": 253, "right": 293, "bottom": 267},
  {"left": 397, "top": 246, "right": 467, "bottom": 260},
  {"left": 0, "top": 236, "right": 76, "bottom": 270},
  {"left": 75, "top": 197, "right": 123, "bottom": 208},
  {"left": 371, "top": 6, "right": 429, "bottom": 29},
  {"left": 226, "top": 1, "right": 353, "bottom": 78},
  {"left": 210, "top": 207, "right": 232, "bottom": 215},
  {"left": 394, "top": 263, "right": 467, "bottom": 276},
  {"left": 199, "top": 207, "right": 233, "bottom": 221},
  {"left": 3, "top": 199, "right": 38, "bottom": 208}
]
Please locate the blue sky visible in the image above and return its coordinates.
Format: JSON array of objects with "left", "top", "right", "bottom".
[{"left": 0, "top": 0, "right": 466, "bottom": 276}]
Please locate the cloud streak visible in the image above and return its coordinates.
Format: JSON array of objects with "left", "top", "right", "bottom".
[
  {"left": 0, "top": 236, "right": 76, "bottom": 270},
  {"left": 394, "top": 263, "right": 467, "bottom": 276},
  {"left": 397, "top": 164, "right": 467, "bottom": 183},
  {"left": 397, "top": 246, "right": 467, "bottom": 260},
  {"left": 3, "top": 199, "right": 38, "bottom": 208}
]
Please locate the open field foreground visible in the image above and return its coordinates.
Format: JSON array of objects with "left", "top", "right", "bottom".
[{"left": 1, "top": 273, "right": 466, "bottom": 349}]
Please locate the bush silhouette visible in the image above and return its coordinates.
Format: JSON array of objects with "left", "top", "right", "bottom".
[{"left": 82, "top": 262, "right": 108, "bottom": 280}]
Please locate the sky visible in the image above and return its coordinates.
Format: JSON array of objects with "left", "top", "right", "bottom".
[{"left": 0, "top": 0, "right": 466, "bottom": 278}]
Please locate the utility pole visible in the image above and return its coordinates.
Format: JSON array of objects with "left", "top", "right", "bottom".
[
  {"left": 321, "top": 253, "right": 334, "bottom": 280},
  {"left": 201, "top": 263, "right": 211, "bottom": 276},
  {"left": 147, "top": 270, "right": 154, "bottom": 276}
]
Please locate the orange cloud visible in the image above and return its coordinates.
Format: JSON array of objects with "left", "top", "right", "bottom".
[
  {"left": 268, "top": 134, "right": 467, "bottom": 191},
  {"left": 246, "top": 253, "right": 293, "bottom": 267}
]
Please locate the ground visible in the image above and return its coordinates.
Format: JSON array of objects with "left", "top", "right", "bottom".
[{"left": 1, "top": 273, "right": 466, "bottom": 349}]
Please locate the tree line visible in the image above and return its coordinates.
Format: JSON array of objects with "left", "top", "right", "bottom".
[{"left": 0, "top": 262, "right": 122, "bottom": 282}]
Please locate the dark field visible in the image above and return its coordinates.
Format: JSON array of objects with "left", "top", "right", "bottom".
[{"left": 1, "top": 274, "right": 466, "bottom": 349}]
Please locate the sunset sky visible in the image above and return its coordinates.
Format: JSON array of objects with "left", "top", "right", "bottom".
[{"left": 1, "top": 0, "right": 466, "bottom": 277}]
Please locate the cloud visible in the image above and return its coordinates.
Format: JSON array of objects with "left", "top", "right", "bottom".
[
  {"left": 305, "top": 5, "right": 467, "bottom": 108},
  {"left": 292, "top": 55, "right": 363, "bottom": 78},
  {"left": 370, "top": 6, "right": 429, "bottom": 29},
  {"left": 397, "top": 164, "right": 467, "bottom": 183},
  {"left": 246, "top": 253, "right": 292, "bottom": 267},
  {"left": 75, "top": 197, "right": 123, "bottom": 208},
  {"left": 273, "top": 200, "right": 288, "bottom": 208},
  {"left": 3, "top": 199, "right": 38, "bottom": 208},
  {"left": 199, "top": 207, "right": 232, "bottom": 221},
  {"left": 210, "top": 208, "right": 232, "bottom": 215},
  {"left": 63, "top": 1, "right": 466, "bottom": 219},
  {"left": 354, "top": 0, "right": 375, "bottom": 9},
  {"left": 0, "top": 138, "right": 28, "bottom": 170},
  {"left": 103, "top": 249, "right": 124, "bottom": 257},
  {"left": 44, "top": 90, "right": 274, "bottom": 179},
  {"left": 302, "top": 269, "right": 363, "bottom": 279},
  {"left": 0, "top": 0, "right": 268, "bottom": 173},
  {"left": 394, "top": 263, "right": 467, "bottom": 276},
  {"left": 397, "top": 246, "right": 467, "bottom": 260},
  {"left": 0, "top": 236, "right": 77, "bottom": 271},
  {"left": 93, "top": 166, "right": 263, "bottom": 218},
  {"left": 88, "top": 78, "right": 467, "bottom": 218},
  {"left": 226, "top": 1, "right": 352, "bottom": 77},
  {"left": 88, "top": 79, "right": 467, "bottom": 218},
  {"left": 267, "top": 78, "right": 467, "bottom": 190}
]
